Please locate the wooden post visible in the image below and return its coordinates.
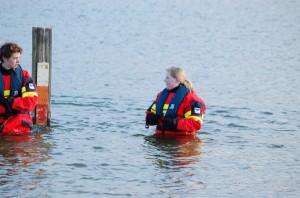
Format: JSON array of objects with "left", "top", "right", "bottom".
[{"left": 32, "top": 27, "right": 52, "bottom": 126}]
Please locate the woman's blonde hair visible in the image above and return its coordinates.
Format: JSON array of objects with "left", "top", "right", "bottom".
[{"left": 167, "top": 66, "right": 193, "bottom": 90}]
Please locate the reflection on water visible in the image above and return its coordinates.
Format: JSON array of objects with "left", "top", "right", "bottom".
[
  {"left": 145, "top": 134, "right": 203, "bottom": 168},
  {"left": 144, "top": 134, "right": 206, "bottom": 196},
  {"left": 0, "top": 129, "right": 52, "bottom": 192}
]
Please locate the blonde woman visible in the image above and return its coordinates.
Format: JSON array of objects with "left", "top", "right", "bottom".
[{"left": 146, "top": 67, "right": 206, "bottom": 135}]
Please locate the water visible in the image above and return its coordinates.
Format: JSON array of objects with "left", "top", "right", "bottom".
[{"left": 1, "top": 0, "right": 300, "bottom": 197}]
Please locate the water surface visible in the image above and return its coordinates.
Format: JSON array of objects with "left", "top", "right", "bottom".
[{"left": 0, "top": 0, "right": 299, "bottom": 197}]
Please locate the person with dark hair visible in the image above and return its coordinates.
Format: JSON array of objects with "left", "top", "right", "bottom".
[
  {"left": 145, "top": 67, "right": 206, "bottom": 136},
  {"left": 0, "top": 42, "right": 38, "bottom": 135}
]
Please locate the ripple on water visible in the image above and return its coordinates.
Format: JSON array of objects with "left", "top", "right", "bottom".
[
  {"left": 267, "top": 144, "right": 285, "bottom": 149},
  {"left": 227, "top": 123, "right": 248, "bottom": 129},
  {"left": 67, "top": 163, "right": 87, "bottom": 168}
]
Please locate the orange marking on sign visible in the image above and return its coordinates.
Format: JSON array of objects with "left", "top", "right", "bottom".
[{"left": 37, "top": 86, "right": 49, "bottom": 105}]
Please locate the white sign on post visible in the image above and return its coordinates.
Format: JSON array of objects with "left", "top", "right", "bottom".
[{"left": 37, "top": 62, "right": 49, "bottom": 86}]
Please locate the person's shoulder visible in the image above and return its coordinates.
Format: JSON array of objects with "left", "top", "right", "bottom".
[
  {"left": 156, "top": 91, "right": 162, "bottom": 98},
  {"left": 21, "top": 69, "right": 28, "bottom": 74},
  {"left": 21, "top": 69, "right": 32, "bottom": 78},
  {"left": 188, "top": 90, "right": 205, "bottom": 104},
  {"left": 187, "top": 90, "right": 198, "bottom": 98},
  {"left": 19, "top": 65, "right": 29, "bottom": 74}
]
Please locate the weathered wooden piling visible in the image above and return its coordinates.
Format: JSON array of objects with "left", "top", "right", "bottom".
[{"left": 32, "top": 27, "right": 52, "bottom": 126}]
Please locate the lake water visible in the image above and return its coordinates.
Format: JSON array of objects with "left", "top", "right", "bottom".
[{"left": 0, "top": 0, "right": 300, "bottom": 197}]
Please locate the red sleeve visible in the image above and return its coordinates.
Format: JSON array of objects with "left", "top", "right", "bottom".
[
  {"left": 177, "top": 91, "right": 206, "bottom": 132},
  {"left": 11, "top": 70, "right": 38, "bottom": 112},
  {"left": 146, "top": 91, "right": 162, "bottom": 116},
  {"left": 12, "top": 95, "right": 38, "bottom": 112}
]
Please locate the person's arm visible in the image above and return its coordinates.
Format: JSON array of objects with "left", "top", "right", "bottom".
[
  {"left": 11, "top": 71, "right": 38, "bottom": 112},
  {"left": 177, "top": 99, "right": 206, "bottom": 132},
  {"left": 145, "top": 93, "right": 161, "bottom": 126}
]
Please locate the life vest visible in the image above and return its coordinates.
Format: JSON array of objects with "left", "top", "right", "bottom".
[
  {"left": 156, "top": 84, "right": 189, "bottom": 118},
  {"left": 0, "top": 64, "right": 23, "bottom": 98}
]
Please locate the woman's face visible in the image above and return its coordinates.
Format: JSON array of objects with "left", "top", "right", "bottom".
[
  {"left": 164, "top": 72, "right": 180, "bottom": 90},
  {"left": 2, "top": 52, "right": 21, "bottom": 69}
]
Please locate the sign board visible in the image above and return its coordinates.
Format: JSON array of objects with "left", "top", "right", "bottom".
[
  {"left": 37, "top": 62, "right": 49, "bottom": 86},
  {"left": 36, "top": 62, "right": 50, "bottom": 126}
]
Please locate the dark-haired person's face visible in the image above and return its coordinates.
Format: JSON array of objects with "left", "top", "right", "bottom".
[{"left": 2, "top": 52, "right": 20, "bottom": 69}]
